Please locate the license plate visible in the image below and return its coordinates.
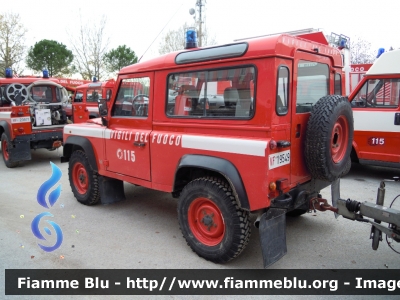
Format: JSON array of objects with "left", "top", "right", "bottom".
[
  {"left": 11, "top": 117, "right": 31, "bottom": 123},
  {"left": 269, "top": 150, "right": 290, "bottom": 170}
]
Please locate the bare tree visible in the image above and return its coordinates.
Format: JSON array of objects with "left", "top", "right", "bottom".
[
  {"left": 350, "top": 36, "right": 375, "bottom": 64},
  {"left": 159, "top": 23, "right": 217, "bottom": 55},
  {"left": 69, "top": 15, "right": 109, "bottom": 80},
  {"left": 0, "top": 12, "right": 27, "bottom": 76}
]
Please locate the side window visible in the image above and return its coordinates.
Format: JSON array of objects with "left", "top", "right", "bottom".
[
  {"left": 296, "top": 60, "right": 329, "bottom": 113},
  {"left": 334, "top": 73, "right": 342, "bottom": 95},
  {"left": 276, "top": 66, "right": 289, "bottom": 115},
  {"left": 0, "top": 85, "right": 5, "bottom": 103},
  {"left": 74, "top": 91, "right": 83, "bottom": 102},
  {"left": 166, "top": 66, "right": 255, "bottom": 118},
  {"left": 111, "top": 77, "right": 150, "bottom": 117},
  {"left": 87, "top": 88, "right": 101, "bottom": 103},
  {"left": 354, "top": 79, "right": 400, "bottom": 108}
]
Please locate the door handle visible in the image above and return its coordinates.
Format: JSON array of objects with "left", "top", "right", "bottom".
[{"left": 134, "top": 142, "right": 145, "bottom": 147}]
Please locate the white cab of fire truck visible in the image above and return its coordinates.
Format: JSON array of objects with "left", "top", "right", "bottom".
[{"left": 348, "top": 49, "right": 400, "bottom": 168}]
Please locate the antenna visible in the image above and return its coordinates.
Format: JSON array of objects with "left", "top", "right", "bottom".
[{"left": 138, "top": 3, "right": 183, "bottom": 62}]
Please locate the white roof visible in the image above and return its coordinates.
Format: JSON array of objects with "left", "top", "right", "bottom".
[{"left": 367, "top": 49, "right": 400, "bottom": 75}]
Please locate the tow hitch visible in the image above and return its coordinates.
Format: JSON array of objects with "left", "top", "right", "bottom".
[{"left": 331, "top": 177, "right": 400, "bottom": 254}]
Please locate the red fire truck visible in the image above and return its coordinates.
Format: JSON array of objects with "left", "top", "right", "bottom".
[
  {"left": 0, "top": 70, "right": 76, "bottom": 167},
  {"left": 348, "top": 50, "right": 400, "bottom": 169},
  {"left": 62, "top": 30, "right": 356, "bottom": 267}
]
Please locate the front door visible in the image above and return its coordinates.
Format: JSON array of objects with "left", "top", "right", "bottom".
[{"left": 104, "top": 73, "right": 153, "bottom": 181}]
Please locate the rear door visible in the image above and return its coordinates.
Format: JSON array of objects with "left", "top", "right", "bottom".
[
  {"left": 352, "top": 77, "right": 400, "bottom": 165},
  {"left": 104, "top": 73, "right": 153, "bottom": 181},
  {"left": 269, "top": 60, "right": 292, "bottom": 188},
  {"left": 290, "top": 52, "right": 332, "bottom": 184}
]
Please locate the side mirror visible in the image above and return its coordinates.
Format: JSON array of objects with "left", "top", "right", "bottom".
[
  {"left": 98, "top": 98, "right": 108, "bottom": 117},
  {"left": 98, "top": 98, "right": 108, "bottom": 126},
  {"left": 106, "top": 89, "right": 112, "bottom": 101}
]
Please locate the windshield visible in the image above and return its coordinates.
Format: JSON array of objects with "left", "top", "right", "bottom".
[{"left": 353, "top": 78, "right": 400, "bottom": 107}]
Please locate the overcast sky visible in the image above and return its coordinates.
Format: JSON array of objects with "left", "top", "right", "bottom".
[{"left": 2, "top": 0, "right": 398, "bottom": 76}]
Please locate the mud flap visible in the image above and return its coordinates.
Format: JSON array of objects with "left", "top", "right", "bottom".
[
  {"left": 99, "top": 175, "right": 125, "bottom": 204},
  {"left": 9, "top": 139, "right": 31, "bottom": 162},
  {"left": 259, "top": 208, "right": 287, "bottom": 268}
]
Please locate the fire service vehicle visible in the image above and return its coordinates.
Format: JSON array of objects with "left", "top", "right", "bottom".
[
  {"left": 64, "top": 79, "right": 115, "bottom": 121},
  {"left": 0, "top": 69, "right": 71, "bottom": 167},
  {"left": 62, "top": 29, "right": 400, "bottom": 267},
  {"left": 348, "top": 49, "right": 400, "bottom": 170}
]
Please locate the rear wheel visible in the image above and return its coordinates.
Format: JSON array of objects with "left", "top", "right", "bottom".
[
  {"left": 68, "top": 150, "right": 100, "bottom": 205},
  {"left": 178, "top": 177, "right": 251, "bottom": 263},
  {"left": 1, "top": 133, "right": 18, "bottom": 168}
]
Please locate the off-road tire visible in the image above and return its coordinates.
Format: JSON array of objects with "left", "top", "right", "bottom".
[
  {"left": 305, "top": 95, "right": 353, "bottom": 182},
  {"left": 178, "top": 177, "right": 251, "bottom": 263},
  {"left": 1, "top": 133, "right": 19, "bottom": 168},
  {"left": 68, "top": 150, "right": 100, "bottom": 205}
]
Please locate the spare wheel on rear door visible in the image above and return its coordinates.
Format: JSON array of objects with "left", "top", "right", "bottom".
[{"left": 305, "top": 95, "right": 354, "bottom": 182}]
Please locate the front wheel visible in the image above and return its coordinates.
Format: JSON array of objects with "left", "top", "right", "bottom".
[
  {"left": 1, "top": 133, "right": 18, "bottom": 168},
  {"left": 68, "top": 150, "right": 100, "bottom": 205},
  {"left": 178, "top": 177, "right": 251, "bottom": 263}
]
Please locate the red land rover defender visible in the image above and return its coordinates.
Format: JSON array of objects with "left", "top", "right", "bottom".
[
  {"left": 64, "top": 79, "right": 115, "bottom": 121},
  {"left": 62, "top": 31, "right": 354, "bottom": 267}
]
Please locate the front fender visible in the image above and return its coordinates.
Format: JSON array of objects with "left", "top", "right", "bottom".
[{"left": 62, "top": 135, "right": 98, "bottom": 172}]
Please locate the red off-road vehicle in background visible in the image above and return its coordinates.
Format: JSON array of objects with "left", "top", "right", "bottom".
[
  {"left": 62, "top": 29, "right": 359, "bottom": 267},
  {"left": 0, "top": 70, "right": 72, "bottom": 167},
  {"left": 64, "top": 79, "right": 115, "bottom": 122}
]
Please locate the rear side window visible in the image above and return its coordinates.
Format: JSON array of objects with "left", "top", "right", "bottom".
[
  {"left": 276, "top": 66, "right": 289, "bottom": 115},
  {"left": 296, "top": 60, "right": 329, "bottom": 113},
  {"left": 353, "top": 78, "right": 400, "bottom": 107},
  {"left": 334, "top": 73, "right": 342, "bottom": 95},
  {"left": 166, "top": 66, "right": 255, "bottom": 118}
]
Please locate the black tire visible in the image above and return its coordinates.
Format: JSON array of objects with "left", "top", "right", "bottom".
[
  {"left": 1, "top": 133, "right": 19, "bottom": 168},
  {"left": 178, "top": 177, "right": 251, "bottom": 263},
  {"left": 68, "top": 150, "right": 100, "bottom": 205},
  {"left": 305, "top": 95, "right": 354, "bottom": 182}
]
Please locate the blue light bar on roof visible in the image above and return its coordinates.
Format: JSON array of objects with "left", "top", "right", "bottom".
[
  {"left": 185, "top": 27, "right": 198, "bottom": 49},
  {"left": 5, "top": 68, "right": 13, "bottom": 78},
  {"left": 43, "top": 69, "right": 49, "bottom": 78},
  {"left": 377, "top": 48, "right": 385, "bottom": 58}
]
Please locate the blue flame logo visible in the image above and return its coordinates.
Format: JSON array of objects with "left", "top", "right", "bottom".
[
  {"left": 31, "top": 212, "right": 63, "bottom": 252},
  {"left": 37, "top": 162, "right": 62, "bottom": 208},
  {"left": 31, "top": 162, "right": 63, "bottom": 252}
]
